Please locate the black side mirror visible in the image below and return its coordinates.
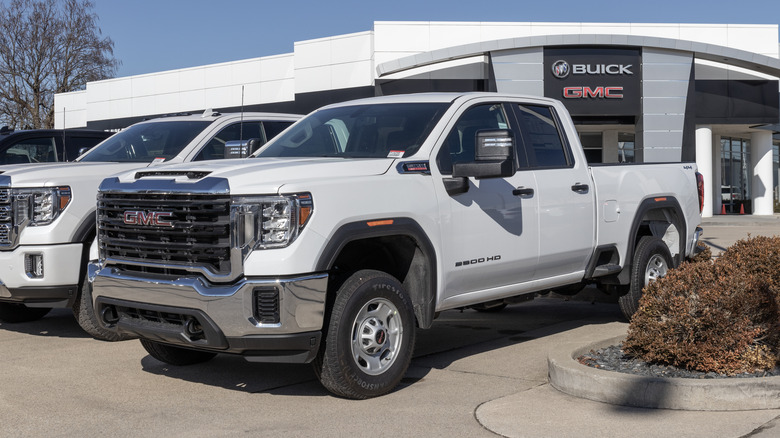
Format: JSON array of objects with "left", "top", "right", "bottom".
[
  {"left": 452, "top": 129, "right": 516, "bottom": 179},
  {"left": 224, "top": 138, "right": 260, "bottom": 159}
]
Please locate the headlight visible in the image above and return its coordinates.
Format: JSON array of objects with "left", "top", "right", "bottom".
[
  {"left": 13, "top": 186, "right": 71, "bottom": 226},
  {"left": 232, "top": 193, "right": 313, "bottom": 250}
]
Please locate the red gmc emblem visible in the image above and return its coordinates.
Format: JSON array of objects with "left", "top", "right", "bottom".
[
  {"left": 563, "top": 86, "right": 624, "bottom": 99},
  {"left": 123, "top": 210, "right": 174, "bottom": 227}
]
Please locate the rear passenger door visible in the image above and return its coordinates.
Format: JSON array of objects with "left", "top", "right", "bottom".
[{"left": 509, "top": 103, "right": 595, "bottom": 280}]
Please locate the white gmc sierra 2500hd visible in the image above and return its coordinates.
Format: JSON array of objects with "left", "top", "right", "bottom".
[
  {"left": 0, "top": 111, "right": 300, "bottom": 340},
  {"left": 90, "top": 93, "right": 703, "bottom": 398}
]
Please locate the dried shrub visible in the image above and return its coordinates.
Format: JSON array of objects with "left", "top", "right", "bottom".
[
  {"left": 687, "top": 242, "right": 712, "bottom": 264},
  {"left": 624, "top": 236, "right": 780, "bottom": 375},
  {"left": 718, "top": 236, "right": 780, "bottom": 296}
]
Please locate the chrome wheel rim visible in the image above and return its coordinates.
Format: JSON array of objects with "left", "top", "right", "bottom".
[
  {"left": 351, "top": 297, "right": 403, "bottom": 376},
  {"left": 644, "top": 254, "right": 668, "bottom": 285}
]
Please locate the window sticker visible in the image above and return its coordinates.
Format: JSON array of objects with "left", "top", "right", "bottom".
[{"left": 387, "top": 150, "right": 404, "bottom": 158}]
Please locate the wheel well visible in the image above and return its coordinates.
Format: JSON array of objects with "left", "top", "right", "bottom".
[
  {"left": 70, "top": 216, "right": 97, "bottom": 308},
  {"left": 327, "top": 235, "right": 435, "bottom": 329},
  {"left": 617, "top": 199, "right": 686, "bottom": 285}
]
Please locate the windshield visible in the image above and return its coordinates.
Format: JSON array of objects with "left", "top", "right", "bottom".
[
  {"left": 256, "top": 102, "right": 448, "bottom": 159},
  {"left": 79, "top": 120, "right": 210, "bottom": 162}
]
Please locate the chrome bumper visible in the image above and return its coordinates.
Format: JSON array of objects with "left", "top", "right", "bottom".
[{"left": 89, "top": 263, "right": 328, "bottom": 361}]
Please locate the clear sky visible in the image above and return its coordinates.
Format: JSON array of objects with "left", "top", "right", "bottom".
[{"left": 93, "top": 0, "right": 780, "bottom": 78}]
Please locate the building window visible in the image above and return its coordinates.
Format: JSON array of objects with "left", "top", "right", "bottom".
[
  {"left": 773, "top": 142, "right": 779, "bottom": 208},
  {"left": 579, "top": 132, "right": 602, "bottom": 163},
  {"left": 721, "top": 137, "right": 751, "bottom": 213},
  {"left": 618, "top": 132, "right": 635, "bottom": 163}
]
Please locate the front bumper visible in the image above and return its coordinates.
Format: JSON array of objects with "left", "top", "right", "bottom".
[
  {"left": 0, "top": 243, "right": 83, "bottom": 307},
  {"left": 90, "top": 263, "right": 328, "bottom": 363}
]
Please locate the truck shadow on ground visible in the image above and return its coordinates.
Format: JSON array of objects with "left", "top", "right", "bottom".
[
  {"left": 0, "top": 308, "right": 89, "bottom": 339},
  {"left": 138, "top": 294, "right": 625, "bottom": 398}
]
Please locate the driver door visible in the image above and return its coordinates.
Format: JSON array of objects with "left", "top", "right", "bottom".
[{"left": 433, "top": 101, "right": 540, "bottom": 306}]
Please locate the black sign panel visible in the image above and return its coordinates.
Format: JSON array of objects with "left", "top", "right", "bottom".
[{"left": 544, "top": 47, "right": 641, "bottom": 117}]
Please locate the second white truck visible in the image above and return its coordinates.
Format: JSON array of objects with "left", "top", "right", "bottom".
[
  {"left": 0, "top": 110, "right": 301, "bottom": 339},
  {"left": 90, "top": 93, "right": 703, "bottom": 397}
]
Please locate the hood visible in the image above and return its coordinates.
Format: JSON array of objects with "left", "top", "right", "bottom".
[
  {"left": 0, "top": 162, "right": 154, "bottom": 187},
  {"left": 110, "top": 157, "right": 396, "bottom": 194}
]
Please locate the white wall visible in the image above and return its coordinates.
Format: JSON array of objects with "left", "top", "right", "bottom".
[
  {"left": 55, "top": 53, "right": 296, "bottom": 129},
  {"left": 374, "top": 22, "right": 779, "bottom": 69},
  {"left": 55, "top": 21, "right": 780, "bottom": 129},
  {"left": 294, "top": 31, "right": 374, "bottom": 94}
]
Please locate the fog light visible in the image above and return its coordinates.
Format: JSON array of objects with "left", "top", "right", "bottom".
[{"left": 24, "top": 253, "right": 44, "bottom": 278}]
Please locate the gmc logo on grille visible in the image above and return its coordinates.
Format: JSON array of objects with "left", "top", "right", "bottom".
[{"left": 123, "top": 210, "right": 174, "bottom": 227}]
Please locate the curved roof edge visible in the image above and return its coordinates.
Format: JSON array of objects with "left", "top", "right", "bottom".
[{"left": 375, "top": 34, "right": 780, "bottom": 78}]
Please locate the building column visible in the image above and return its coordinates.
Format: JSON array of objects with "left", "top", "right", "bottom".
[
  {"left": 602, "top": 130, "right": 618, "bottom": 163},
  {"left": 751, "top": 130, "right": 774, "bottom": 215},
  {"left": 696, "top": 126, "right": 713, "bottom": 217},
  {"left": 712, "top": 134, "right": 722, "bottom": 215}
]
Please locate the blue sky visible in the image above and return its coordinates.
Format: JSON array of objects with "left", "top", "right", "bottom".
[{"left": 94, "top": 0, "right": 780, "bottom": 78}]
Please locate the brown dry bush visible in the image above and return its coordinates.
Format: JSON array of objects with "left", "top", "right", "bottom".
[
  {"left": 624, "top": 236, "right": 780, "bottom": 375},
  {"left": 687, "top": 242, "right": 712, "bottom": 264}
]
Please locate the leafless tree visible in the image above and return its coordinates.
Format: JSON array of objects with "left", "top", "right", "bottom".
[{"left": 0, "top": 0, "right": 118, "bottom": 129}]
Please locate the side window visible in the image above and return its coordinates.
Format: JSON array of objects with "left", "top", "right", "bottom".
[
  {"left": 0, "top": 137, "right": 56, "bottom": 164},
  {"left": 66, "top": 136, "right": 108, "bottom": 160},
  {"left": 436, "top": 104, "right": 510, "bottom": 174},
  {"left": 263, "top": 121, "right": 293, "bottom": 141},
  {"left": 195, "top": 122, "right": 265, "bottom": 161},
  {"left": 515, "top": 105, "right": 571, "bottom": 168}
]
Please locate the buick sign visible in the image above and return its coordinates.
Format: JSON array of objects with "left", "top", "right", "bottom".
[
  {"left": 544, "top": 47, "right": 641, "bottom": 116},
  {"left": 123, "top": 210, "right": 175, "bottom": 227},
  {"left": 551, "top": 60, "right": 570, "bottom": 79}
]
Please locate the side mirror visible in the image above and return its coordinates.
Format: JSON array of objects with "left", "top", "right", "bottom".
[
  {"left": 452, "top": 129, "right": 516, "bottom": 179},
  {"left": 78, "top": 147, "right": 92, "bottom": 156},
  {"left": 224, "top": 138, "right": 261, "bottom": 159}
]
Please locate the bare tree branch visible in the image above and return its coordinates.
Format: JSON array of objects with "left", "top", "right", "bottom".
[{"left": 0, "top": 0, "right": 118, "bottom": 128}]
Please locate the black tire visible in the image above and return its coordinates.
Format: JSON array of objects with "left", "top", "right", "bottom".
[
  {"left": 619, "top": 236, "right": 673, "bottom": 320},
  {"left": 140, "top": 339, "right": 217, "bottom": 366},
  {"left": 72, "top": 279, "right": 130, "bottom": 341},
  {"left": 314, "top": 269, "right": 416, "bottom": 399},
  {"left": 0, "top": 302, "right": 51, "bottom": 323}
]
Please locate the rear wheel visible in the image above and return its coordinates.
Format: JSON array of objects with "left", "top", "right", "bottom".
[
  {"left": 0, "top": 302, "right": 51, "bottom": 323},
  {"left": 314, "top": 269, "right": 416, "bottom": 399},
  {"left": 619, "top": 236, "right": 672, "bottom": 320},
  {"left": 140, "top": 339, "right": 217, "bottom": 366}
]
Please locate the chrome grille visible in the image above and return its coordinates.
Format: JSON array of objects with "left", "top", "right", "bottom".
[
  {"left": 0, "top": 189, "right": 11, "bottom": 245},
  {"left": 98, "top": 192, "right": 232, "bottom": 276}
]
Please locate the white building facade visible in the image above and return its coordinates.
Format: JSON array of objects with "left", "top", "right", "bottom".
[{"left": 55, "top": 22, "right": 780, "bottom": 217}]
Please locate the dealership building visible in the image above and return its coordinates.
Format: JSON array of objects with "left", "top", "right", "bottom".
[{"left": 54, "top": 21, "right": 780, "bottom": 217}]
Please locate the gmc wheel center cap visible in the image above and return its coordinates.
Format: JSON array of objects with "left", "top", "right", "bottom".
[{"left": 375, "top": 329, "right": 386, "bottom": 345}]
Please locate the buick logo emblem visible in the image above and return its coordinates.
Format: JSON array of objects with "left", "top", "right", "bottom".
[
  {"left": 551, "top": 60, "right": 570, "bottom": 79},
  {"left": 123, "top": 210, "right": 174, "bottom": 227}
]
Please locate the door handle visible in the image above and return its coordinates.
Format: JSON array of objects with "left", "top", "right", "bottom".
[
  {"left": 513, "top": 187, "right": 534, "bottom": 197},
  {"left": 571, "top": 183, "right": 589, "bottom": 193}
]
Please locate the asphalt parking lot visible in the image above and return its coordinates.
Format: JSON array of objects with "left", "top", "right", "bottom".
[
  {"left": 0, "top": 295, "right": 626, "bottom": 437},
  {"left": 1, "top": 215, "right": 779, "bottom": 437}
]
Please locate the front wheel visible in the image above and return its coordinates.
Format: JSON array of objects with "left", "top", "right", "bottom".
[
  {"left": 72, "top": 279, "right": 130, "bottom": 341},
  {"left": 140, "top": 339, "right": 217, "bottom": 366},
  {"left": 619, "top": 236, "right": 673, "bottom": 320},
  {"left": 314, "top": 269, "right": 416, "bottom": 399},
  {"left": 0, "top": 302, "right": 51, "bottom": 323}
]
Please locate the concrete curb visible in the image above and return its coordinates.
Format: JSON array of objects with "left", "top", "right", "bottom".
[{"left": 548, "top": 336, "right": 780, "bottom": 411}]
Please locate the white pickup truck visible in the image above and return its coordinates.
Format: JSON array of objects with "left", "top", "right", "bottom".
[
  {"left": 0, "top": 110, "right": 300, "bottom": 340},
  {"left": 90, "top": 93, "right": 703, "bottom": 398}
]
